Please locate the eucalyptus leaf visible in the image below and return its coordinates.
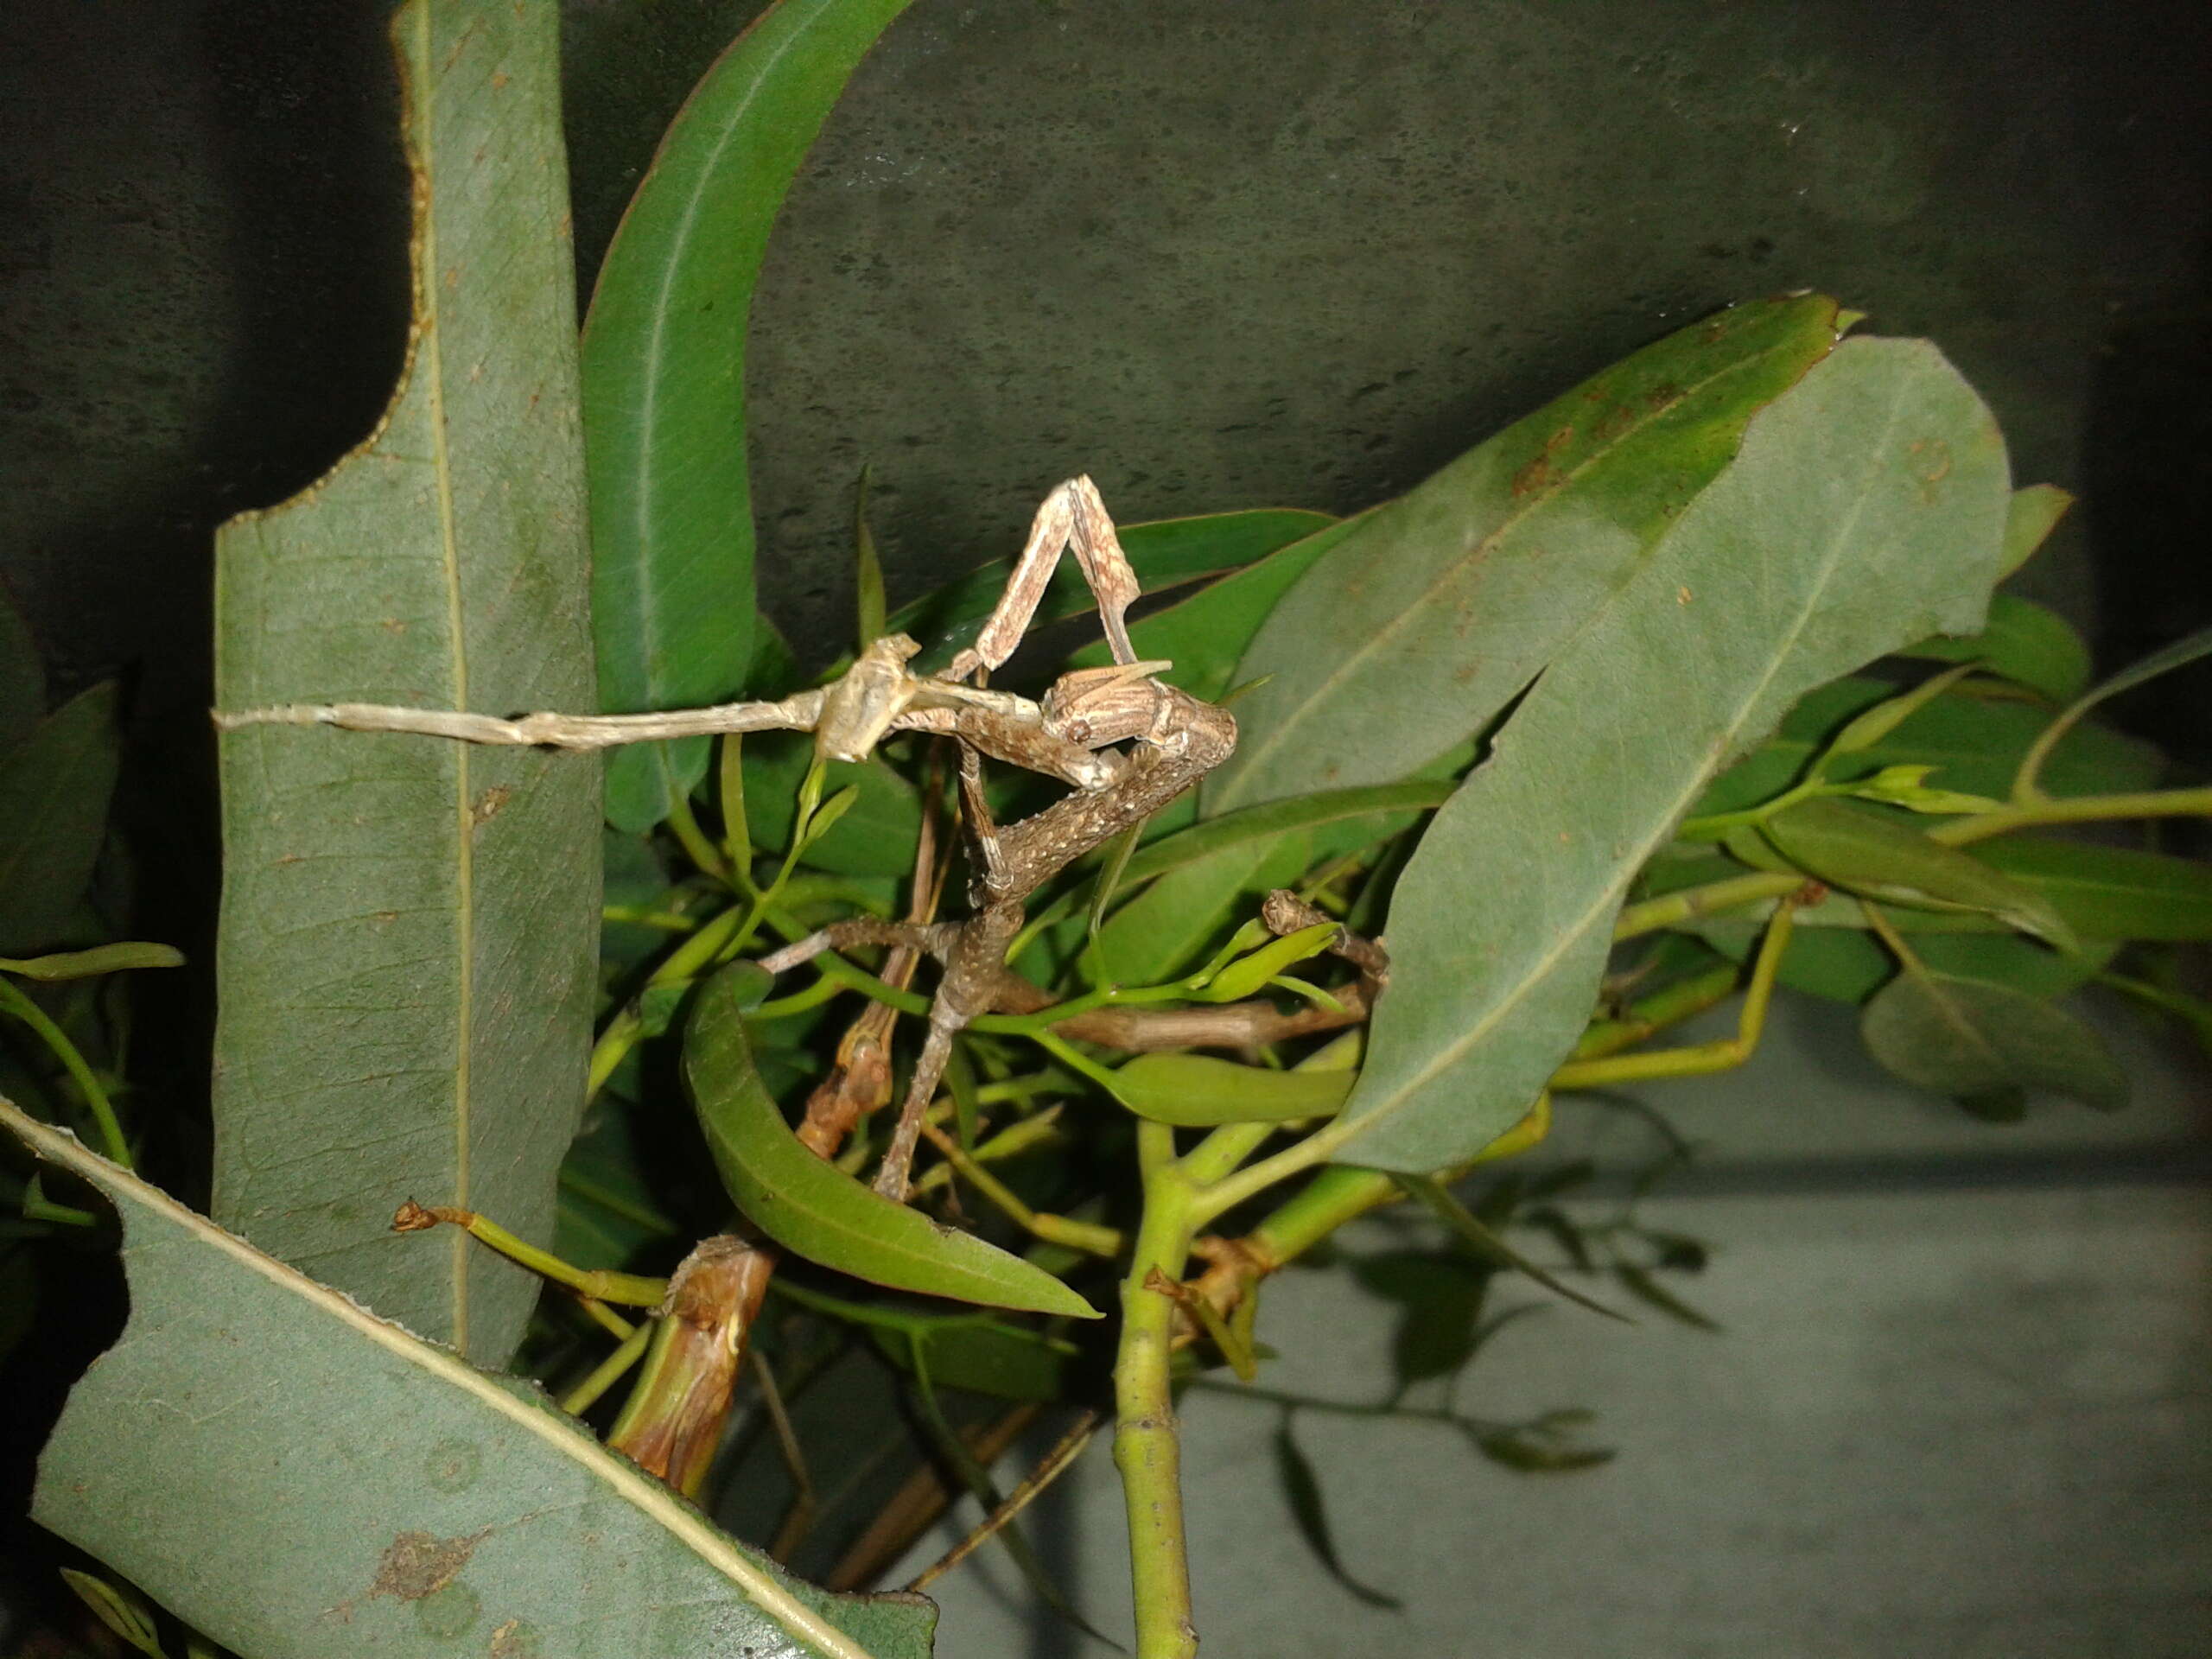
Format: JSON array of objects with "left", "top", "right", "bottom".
[
  {"left": 1693, "top": 675, "right": 2160, "bottom": 821},
  {"left": 1756, "top": 797, "right": 2076, "bottom": 949},
  {"left": 1340, "top": 337, "right": 2010, "bottom": 1170},
  {"left": 1094, "top": 830, "right": 1310, "bottom": 986},
  {"left": 1699, "top": 918, "right": 2114, "bottom": 1006},
  {"left": 2017, "top": 624, "right": 2212, "bottom": 798},
  {"left": 1109, "top": 1053, "right": 1355, "bottom": 1127},
  {"left": 1859, "top": 970, "right": 2128, "bottom": 1113},
  {"left": 0, "top": 681, "right": 121, "bottom": 954},
  {"left": 908, "top": 507, "right": 1335, "bottom": 677},
  {"left": 1903, "top": 593, "right": 2091, "bottom": 703},
  {"left": 744, "top": 731, "right": 922, "bottom": 878},
  {"left": 1211, "top": 294, "right": 1842, "bottom": 810},
  {"left": 684, "top": 965, "right": 1098, "bottom": 1318},
  {"left": 211, "top": 0, "right": 597, "bottom": 1367},
  {"left": 1996, "top": 481, "right": 2073, "bottom": 577},
  {"left": 1970, "top": 836, "right": 2212, "bottom": 941},
  {"left": 587, "top": 0, "right": 918, "bottom": 831},
  {"left": 1065, "top": 512, "right": 1368, "bottom": 703},
  {"left": 4, "top": 1101, "right": 934, "bottom": 1659}
]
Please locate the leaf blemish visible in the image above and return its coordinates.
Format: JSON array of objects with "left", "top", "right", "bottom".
[
  {"left": 370, "top": 1529, "right": 488, "bottom": 1603},
  {"left": 471, "top": 785, "right": 512, "bottom": 827}
]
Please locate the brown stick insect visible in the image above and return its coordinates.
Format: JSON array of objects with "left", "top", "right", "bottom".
[{"left": 218, "top": 475, "right": 1240, "bottom": 1201}]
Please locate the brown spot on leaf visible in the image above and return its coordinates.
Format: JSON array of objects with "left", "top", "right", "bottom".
[
  {"left": 491, "top": 70, "right": 509, "bottom": 90},
  {"left": 1644, "top": 383, "right": 1684, "bottom": 413},
  {"left": 370, "top": 1530, "right": 486, "bottom": 1603},
  {"left": 1677, "top": 586, "right": 1694, "bottom": 606},
  {"left": 1908, "top": 436, "right": 1954, "bottom": 502},
  {"left": 471, "top": 785, "right": 512, "bottom": 827}
]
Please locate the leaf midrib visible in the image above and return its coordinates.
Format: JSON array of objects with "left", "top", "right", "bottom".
[{"left": 1351, "top": 355, "right": 1922, "bottom": 1139}]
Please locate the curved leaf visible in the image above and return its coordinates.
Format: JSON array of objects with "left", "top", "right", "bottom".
[
  {"left": 1904, "top": 593, "right": 2091, "bottom": 703},
  {"left": 1110, "top": 1053, "right": 1355, "bottom": 1126},
  {"left": 1859, "top": 971, "right": 2127, "bottom": 1114},
  {"left": 1340, "top": 337, "right": 2012, "bottom": 1170},
  {"left": 906, "top": 507, "right": 1334, "bottom": 676},
  {"left": 1997, "top": 481, "right": 2073, "bottom": 577},
  {"left": 4, "top": 1101, "right": 934, "bottom": 1659},
  {"left": 1755, "top": 798, "right": 2075, "bottom": 950},
  {"left": 2016, "top": 624, "right": 2212, "bottom": 798},
  {"left": 586, "top": 0, "right": 918, "bottom": 832},
  {"left": 0, "top": 942, "right": 184, "bottom": 980},
  {"left": 1209, "top": 295, "right": 1842, "bottom": 810},
  {"left": 0, "top": 680, "right": 119, "bottom": 954},
  {"left": 684, "top": 967, "right": 1098, "bottom": 1318},
  {"left": 1972, "top": 836, "right": 2212, "bottom": 941},
  {"left": 211, "top": 0, "right": 598, "bottom": 1367}
]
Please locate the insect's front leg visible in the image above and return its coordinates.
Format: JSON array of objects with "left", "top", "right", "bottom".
[{"left": 944, "top": 475, "right": 1144, "bottom": 682}]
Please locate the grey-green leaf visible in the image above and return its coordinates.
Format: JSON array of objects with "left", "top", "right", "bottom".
[
  {"left": 587, "top": 0, "right": 918, "bottom": 832},
  {"left": 210, "top": 0, "right": 599, "bottom": 1368},
  {"left": 685, "top": 966, "right": 1099, "bottom": 1318},
  {"left": 1210, "top": 295, "right": 1842, "bottom": 810},
  {"left": 5, "top": 1101, "right": 934, "bottom": 1659},
  {"left": 0, "top": 681, "right": 121, "bottom": 954},
  {"left": 1338, "top": 337, "right": 2011, "bottom": 1170},
  {"left": 1757, "top": 797, "right": 2076, "bottom": 950},
  {"left": 1859, "top": 971, "right": 2128, "bottom": 1113}
]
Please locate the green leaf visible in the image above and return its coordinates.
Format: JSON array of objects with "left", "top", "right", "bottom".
[
  {"left": 684, "top": 965, "right": 1098, "bottom": 1318},
  {"left": 1110, "top": 1053, "right": 1354, "bottom": 1126},
  {"left": 1210, "top": 294, "right": 1843, "bottom": 810},
  {"left": 1859, "top": 970, "right": 2128, "bottom": 1114},
  {"left": 1997, "top": 481, "right": 2073, "bottom": 577},
  {"left": 1273, "top": 1417, "right": 1402, "bottom": 1610},
  {"left": 1093, "top": 830, "right": 1309, "bottom": 986},
  {"left": 743, "top": 732, "right": 921, "bottom": 878},
  {"left": 1903, "top": 594, "right": 2091, "bottom": 703},
  {"left": 2017, "top": 624, "right": 2212, "bottom": 798},
  {"left": 1125, "top": 779, "right": 1453, "bottom": 886},
  {"left": 1694, "top": 676, "right": 2161, "bottom": 821},
  {"left": 1340, "top": 337, "right": 2011, "bottom": 1170},
  {"left": 1756, "top": 798, "right": 2077, "bottom": 949},
  {"left": 907, "top": 506, "right": 1336, "bottom": 677},
  {"left": 0, "top": 942, "right": 184, "bottom": 980},
  {"left": 867, "top": 1313, "right": 1077, "bottom": 1404},
  {"left": 4, "top": 1101, "right": 935, "bottom": 1659},
  {"left": 0, "top": 681, "right": 120, "bottom": 954},
  {"left": 1970, "top": 836, "right": 2212, "bottom": 941},
  {"left": 586, "top": 0, "right": 918, "bottom": 832},
  {"left": 210, "top": 0, "right": 598, "bottom": 1368},
  {"left": 1699, "top": 919, "right": 2113, "bottom": 1006}
]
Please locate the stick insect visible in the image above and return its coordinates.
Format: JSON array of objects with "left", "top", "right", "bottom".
[{"left": 219, "top": 475, "right": 1238, "bottom": 1202}]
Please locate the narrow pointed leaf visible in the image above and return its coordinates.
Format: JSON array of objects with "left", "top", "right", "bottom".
[
  {"left": 685, "top": 966, "right": 1099, "bottom": 1318},
  {"left": 1758, "top": 798, "right": 2076, "bottom": 949},
  {"left": 1903, "top": 593, "right": 2091, "bottom": 703},
  {"left": 1997, "top": 481, "right": 2073, "bottom": 577},
  {"left": 1210, "top": 295, "right": 1842, "bottom": 810},
  {"left": 1339, "top": 338, "right": 2010, "bottom": 1169},
  {"left": 1970, "top": 836, "right": 2212, "bottom": 941},
  {"left": 587, "top": 0, "right": 918, "bottom": 831},
  {"left": 211, "top": 0, "right": 597, "bottom": 1366},
  {"left": 0, "top": 681, "right": 120, "bottom": 954},
  {"left": 2017, "top": 624, "right": 2212, "bottom": 798},
  {"left": 1109, "top": 1053, "right": 1354, "bottom": 1126},
  {"left": 5, "top": 1102, "right": 934, "bottom": 1659},
  {"left": 906, "top": 507, "right": 1335, "bottom": 677},
  {"left": 0, "top": 942, "right": 184, "bottom": 980},
  {"left": 1859, "top": 970, "right": 2128, "bottom": 1112}
]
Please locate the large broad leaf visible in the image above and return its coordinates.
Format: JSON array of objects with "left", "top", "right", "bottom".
[
  {"left": 586, "top": 0, "right": 918, "bottom": 833},
  {"left": 211, "top": 0, "right": 599, "bottom": 1368},
  {"left": 1859, "top": 972, "right": 2127, "bottom": 1116},
  {"left": 1338, "top": 337, "right": 2011, "bottom": 1170},
  {"left": 1208, "top": 295, "right": 1842, "bottom": 810},
  {"left": 0, "top": 682, "right": 120, "bottom": 954},
  {"left": 685, "top": 966, "right": 1099, "bottom": 1319},
  {"left": 1903, "top": 592, "right": 2091, "bottom": 703},
  {"left": 5, "top": 1102, "right": 934, "bottom": 1659}
]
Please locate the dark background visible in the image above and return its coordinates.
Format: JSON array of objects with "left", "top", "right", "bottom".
[{"left": 2, "top": 0, "right": 2208, "bottom": 1642}]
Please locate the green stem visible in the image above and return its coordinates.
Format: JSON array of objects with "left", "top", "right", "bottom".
[
  {"left": 1612, "top": 871, "right": 1802, "bottom": 940},
  {"left": 664, "top": 790, "right": 732, "bottom": 886},
  {"left": 0, "top": 978, "right": 130, "bottom": 1166},
  {"left": 1115, "top": 1152, "right": 1202, "bottom": 1659},
  {"left": 1927, "top": 785, "right": 2212, "bottom": 846}
]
